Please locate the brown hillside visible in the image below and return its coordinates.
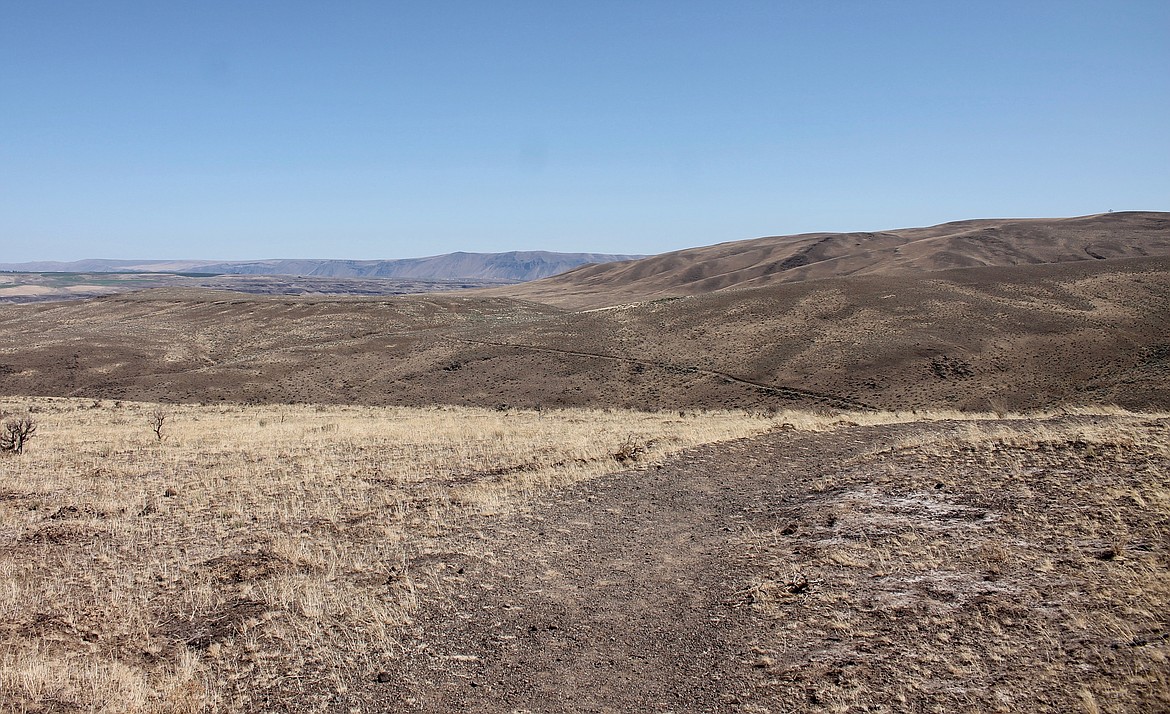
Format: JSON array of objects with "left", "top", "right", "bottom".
[
  {"left": 495, "top": 211, "right": 1170, "bottom": 308},
  {"left": 1, "top": 257, "right": 1166, "bottom": 412}
]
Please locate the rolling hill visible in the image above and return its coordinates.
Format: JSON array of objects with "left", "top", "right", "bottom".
[
  {"left": 2, "top": 214, "right": 1166, "bottom": 714},
  {"left": 496, "top": 211, "right": 1170, "bottom": 308},
  {"left": 1, "top": 212, "right": 1167, "bottom": 412},
  {"left": 0, "top": 256, "right": 1166, "bottom": 412},
  {"left": 2, "top": 214, "right": 1167, "bottom": 714}
]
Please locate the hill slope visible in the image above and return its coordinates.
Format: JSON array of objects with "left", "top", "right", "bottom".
[
  {"left": 497, "top": 211, "right": 1170, "bottom": 308},
  {"left": 1, "top": 257, "right": 1166, "bottom": 412}
]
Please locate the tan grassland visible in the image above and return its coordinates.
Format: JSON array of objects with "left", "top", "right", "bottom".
[
  {"left": 1, "top": 400, "right": 1166, "bottom": 712},
  {"left": 0, "top": 397, "right": 796, "bottom": 712},
  {"left": 2, "top": 397, "right": 1160, "bottom": 706}
]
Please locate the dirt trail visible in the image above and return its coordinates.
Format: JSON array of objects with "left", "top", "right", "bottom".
[
  {"left": 447, "top": 336, "right": 876, "bottom": 411},
  {"left": 348, "top": 415, "right": 1170, "bottom": 713},
  {"left": 360, "top": 425, "right": 892, "bottom": 712}
]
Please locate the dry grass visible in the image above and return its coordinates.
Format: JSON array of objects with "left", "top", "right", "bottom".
[
  {"left": 3, "top": 400, "right": 1165, "bottom": 712},
  {"left": 0, "top": 397, "right": 784, "bottom": 712}
]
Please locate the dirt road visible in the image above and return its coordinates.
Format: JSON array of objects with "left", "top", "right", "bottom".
[
  {"left": 351, "top": 417, "right": 1169, "bottom": 713},
  {"left": 356, "top": 426, "right": 883, "bottom": 712}
]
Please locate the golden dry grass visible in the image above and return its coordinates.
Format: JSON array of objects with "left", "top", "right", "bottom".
[
  {"left": 2, "top": 400, "right": 1165, "bottom": 712},
  {"left": 0, "top": 398, "right": 785, "bottom": 712}
]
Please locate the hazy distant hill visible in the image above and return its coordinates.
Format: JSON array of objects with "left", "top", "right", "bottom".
[
  {"left": 0, "top": 259, "right": 213, "bottom": 273},
  {"left": 497, "top": 211, "right": 1170, "bottom": 307},
  {"left": 0, "top": 251, "right": 641, "bottom": 282}
]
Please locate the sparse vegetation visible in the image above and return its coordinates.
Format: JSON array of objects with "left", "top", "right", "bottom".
[
  {"left": 4, "top": 397, "right": 1163, "bottom": 711},
  {"left": 150, "top": 408, "right": 167, "bottom": 441},
  {"left": 0, "top": 414, "right": 35, "bottom": 454},
  {"left": 0, "top": 397, "right": 780, "bottom": 712},
  {"left": 612, "top": 434, "right": 647, "bottom": 463}
]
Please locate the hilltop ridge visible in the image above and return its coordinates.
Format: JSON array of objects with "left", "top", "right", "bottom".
[{"left": 495, "top": 211, "right": 1170, "bottom": 308}]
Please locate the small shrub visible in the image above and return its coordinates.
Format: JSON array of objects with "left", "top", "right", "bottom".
[
  {"left": 150, "top": 409, "right": 167, "bottom": 441},
  {"left": 1, "top": 415, "right": 36, "bottom": 454}
]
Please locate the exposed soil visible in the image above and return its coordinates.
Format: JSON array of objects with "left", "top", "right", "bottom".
[{"left": 338, "top": 416, "right": 1169, "bottom": 713}]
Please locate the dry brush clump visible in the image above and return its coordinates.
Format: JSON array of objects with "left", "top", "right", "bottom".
[{"left": 0, "top": 398, "right": 780, "bottom": 712}]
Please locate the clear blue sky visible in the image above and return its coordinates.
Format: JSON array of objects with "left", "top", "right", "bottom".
[{"left": 2, "top": 1, "right": 1167, "bottom": 261}]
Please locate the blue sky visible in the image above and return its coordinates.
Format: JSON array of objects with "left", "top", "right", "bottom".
[{"left": 2, "top": 1, "right": 1167, "bottom": 261}]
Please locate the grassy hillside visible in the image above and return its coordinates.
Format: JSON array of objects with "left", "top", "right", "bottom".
[{"left": 1, "top": 258, "right": 1166, "bottom": 412}]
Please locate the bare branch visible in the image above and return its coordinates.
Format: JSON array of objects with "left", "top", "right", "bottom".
[
  {"left": 0, "top": 416, "right": 36, "bottom": 454},
  {"left": 151, "top": 409, "right": 167, "bottom": 441}
]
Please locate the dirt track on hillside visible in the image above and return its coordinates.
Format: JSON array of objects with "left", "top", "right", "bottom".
[
  {"left": 339, "top": 417, "right": 1169, "bottom": 713},
  {"left": 447, "top": 336, "right": 877, "bottom": 411},
  {"left": 355, "top": 428, "right": 839, "bottom": 713}
]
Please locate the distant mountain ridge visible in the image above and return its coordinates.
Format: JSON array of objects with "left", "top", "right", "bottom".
[{"left": 0, "top": 251, "right": 643, "bottom": 282}]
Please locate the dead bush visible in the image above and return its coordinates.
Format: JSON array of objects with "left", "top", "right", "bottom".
[
  {"left": 1, "top": 415, "right": 37, "bottom": 454},
  {"left": 150, "top": 409, "right": 167, "bottom": 441}
]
